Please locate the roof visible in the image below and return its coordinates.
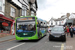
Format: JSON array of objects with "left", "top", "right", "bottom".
[{"left": 54, "top": 18, "right": 65, "bottom": 21}]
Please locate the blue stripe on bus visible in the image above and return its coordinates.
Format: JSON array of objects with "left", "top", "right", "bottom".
[
  {"left": 17, "top": 30, "right": 34, "bottom": 32},
  {"left": 41, "top": 30, "right": 45, "bottom": 33},
  {"left": 23, "top": 31, "right": 34, "bottom": 32},
  {"left": 17, "top": 30, "right": 23, "bottom": 32}
]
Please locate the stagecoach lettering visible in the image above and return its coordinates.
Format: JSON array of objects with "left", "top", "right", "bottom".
[
  {"left": 19, "top": 17, "right": 33, "bottom": 21},
  {"left": 20, "top": 18, "right": 27, "bottom": 20},
  {"left": 28, "top": 17, "right": 32, "bottom": 20}
]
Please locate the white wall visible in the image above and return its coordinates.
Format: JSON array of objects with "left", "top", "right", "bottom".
[
  {"left": 12, "top": 0, "right": 22, "bottom": 8},
  {"left": 61, "top": 20, "right": 65, "bottom": 25},
  {"left": 63, "top": 18, "right": 67, "bottom": 25},
  {"left": 53, "top": 20, "right": 55, "bottom": 25},
  {"left": 58, "top": 18, "right": 67, "bottom": 25},
  {"left": 22, "top": 0, "right": 29, "bottom": 9},
  {"left": 12, "top": 0, "right": 29, "bottom": 9},
  {"left": 49, "top": 17, "right": 68, "bottom": 26},
  {"left": 49, "top": 20, "right": 56, "bottom": 26},
  {"left": 18, "top": 0, "right": 29, "bottom": 9},
  {"left": 57, "top": 21, "right": 59, "bottom": 25}
]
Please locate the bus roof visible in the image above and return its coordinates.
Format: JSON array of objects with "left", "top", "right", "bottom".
[
  {"left": 15, "top": 16, "right": 47, "bottom": 22},
  {"left": 15, "top": 16, "right": 36, "bottom": 19}
]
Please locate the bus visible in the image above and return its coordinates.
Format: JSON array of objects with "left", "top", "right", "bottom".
[{"left": 15, "top": 16, "right": 47, "bottom": 40}]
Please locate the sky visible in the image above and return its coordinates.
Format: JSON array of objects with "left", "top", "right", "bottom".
[{"left": 37, "top": 0, "right": 75, "bottom": 21}]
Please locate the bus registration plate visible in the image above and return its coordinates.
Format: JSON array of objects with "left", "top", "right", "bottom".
[{"left": 24, "top": 39, "right": 28, "bottom": 40}]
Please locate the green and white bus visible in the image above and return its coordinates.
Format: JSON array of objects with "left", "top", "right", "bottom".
[{"left": 15, "top": 16, "right": 47, "bottom": 40}]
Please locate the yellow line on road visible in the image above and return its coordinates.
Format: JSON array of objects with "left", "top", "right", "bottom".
[
  {"left": 7, "top": 43, "right": 25, "bottom": 50},
  {"left": 0, "top": 38, "right": 16, "bottom": 43},
  {"left": 8, "top": 39, "right": 16, "bottom": 41},
  {"left": 61, "top": 44, "right": 64, "bottom": 50}
]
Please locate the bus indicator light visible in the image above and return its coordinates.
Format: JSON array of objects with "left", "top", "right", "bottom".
[{"left": 37, "top": 22, "right": 38, "bottom": 24}]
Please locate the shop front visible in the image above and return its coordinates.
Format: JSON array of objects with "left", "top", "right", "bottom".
[
  {"left": 65, "top": 19, "right": 73, "bottom": 26},
  {"left": 0, "top": 14, "right": 15, "bottom": 35}
]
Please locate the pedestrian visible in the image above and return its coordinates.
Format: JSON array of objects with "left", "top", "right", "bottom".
[
  {"left": 66, "top": 27, "right": 69, "bottom": 36},
  {"left": 73, "top": 25, "right": 75, "bottom": 35},
  {"left": 69, "top": 25, "right": 74, "bottom": 38},
  {"left": 48, "top": 27, "right": 51, "bottom": 33},
  {"left": 64, "top": 25, "right": 67, "bottom": 33}
]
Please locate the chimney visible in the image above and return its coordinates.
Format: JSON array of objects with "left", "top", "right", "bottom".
[{"left": 66, "top": 13, "right": 70, "bottom": 17}]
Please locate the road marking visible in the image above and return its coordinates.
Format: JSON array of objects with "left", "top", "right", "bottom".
[
  {"left": 61, "top": 44, "right": 64, "bottom": 50},
  {"left": 8, "top": 39, "right": 16, "bottom": 41},
  {"left": 0, "top": 38, "right": 16, "bottom": 43},
  {"left": 7, "top": 43, "right": 25, "bottom": 50}
]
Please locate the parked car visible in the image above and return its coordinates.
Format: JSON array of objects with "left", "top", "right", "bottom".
[{"left": 49, "top": 26, "right": 66, "bottom": 42}]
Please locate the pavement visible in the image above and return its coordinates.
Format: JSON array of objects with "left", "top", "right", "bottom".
[
  {"left": 66, "top": 34, "right": 75, "bottom": 50},
  {"left": 0, "top": 35, "right": 15, "bottom": 43}
]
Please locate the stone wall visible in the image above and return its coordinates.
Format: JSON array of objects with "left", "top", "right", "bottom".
[{"left": 5, "top": 0, "right": 22, "bottom": 19}]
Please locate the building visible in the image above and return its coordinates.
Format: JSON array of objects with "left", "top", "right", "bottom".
[
  {"left": 0, "top": 0, "right": 38, "bottom": 38},
  {"left": 0, "top": 0, "right": 22, "bottom": 37},
  {"left": 29, "top": 0, "right": 38, "bottom": 16},
  {"left": 49, "top": 15, "right": 68, "bottom": 26},
  {"left": 49, "top": 17, "right": 56, "bottom": 26},
  {"left": 18, "top": 0, "right": 29, "bottom": 16},
  {"left": 54, "top": 18, "right": 66, "bottom": 26},
  {"left": 18, "top": 0, "right": 38, "bottom": 16},
  {"left": 66, "top": 13, "right": 75, "bottom": 26}
]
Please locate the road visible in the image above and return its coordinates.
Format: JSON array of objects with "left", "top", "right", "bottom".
[{"left": 0, "top": 34, "right": 66, "bottom": 50}]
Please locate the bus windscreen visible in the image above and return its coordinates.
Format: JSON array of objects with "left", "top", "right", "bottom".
[{"left": 16, "top": 17, "right": 36, "bottom": 33}]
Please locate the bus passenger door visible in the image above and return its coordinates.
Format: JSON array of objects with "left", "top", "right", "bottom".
[{"left": 37, "top": 23, "right": 40, "bottom": 38}]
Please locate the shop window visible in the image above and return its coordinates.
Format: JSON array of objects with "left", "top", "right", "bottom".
[
  {"left": 0, "top": 21, "right": 11, "bottom": 34},
  {"left": 0, "top": 0, "right": 2, "bottom": 11},
  {"left": 22, "top": 5, "right": 26, "bottom": 16},
  {"left": 10, "top": 7, "right": 15, "bottom": 17}
]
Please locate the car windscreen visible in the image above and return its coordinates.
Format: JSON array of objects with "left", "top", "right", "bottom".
[{"left": 51, "top": 27, "right": 64, "bottom": 32}]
